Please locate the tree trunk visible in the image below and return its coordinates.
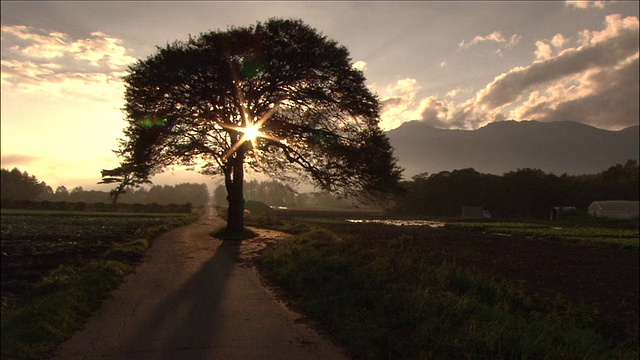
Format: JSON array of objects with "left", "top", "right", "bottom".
[
  {"left": 225, "top": 146, "right": 246, "bottom": 232},
  {"left": 111, "top": 187, "right": 123, "bottom": 205}
]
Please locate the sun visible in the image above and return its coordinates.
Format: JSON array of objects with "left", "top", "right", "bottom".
[
  {"left": 241, "top": 123, "right": 262, "bottom": 142},
  {"left": 220, "top": 102, "right": 281, "bottom": 159}
]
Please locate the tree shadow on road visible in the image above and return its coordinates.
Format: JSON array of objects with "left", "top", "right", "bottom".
[{"left": 111, "top": 225, "right": 245, "bottom": 359}]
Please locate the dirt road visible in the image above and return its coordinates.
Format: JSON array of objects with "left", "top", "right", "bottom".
[{"left": 52, "top": 209, "right": 348, "bottom": 360}]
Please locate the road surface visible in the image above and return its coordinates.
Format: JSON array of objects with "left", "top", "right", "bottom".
[{"left": 52, "top": 209, "right": 348, "bottom": 360}]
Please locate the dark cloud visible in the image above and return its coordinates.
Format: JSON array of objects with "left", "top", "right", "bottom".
[
  {"left": 380, "top": 97, "right": 403, "bottom": 110},
  {"left": 477, "top": 15, "right": 639, "bottom": 110},
  {"left": 533, "top": 57, "right": 639, "bottom": 129}
]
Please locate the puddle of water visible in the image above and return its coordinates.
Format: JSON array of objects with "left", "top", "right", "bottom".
[{"left": 346, "top": 219, "right": 445, "bottom": 228}]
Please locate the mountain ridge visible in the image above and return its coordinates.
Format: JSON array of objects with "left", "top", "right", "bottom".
[{"left": 385, "top": 120, "right": 639, "bottom": 178}]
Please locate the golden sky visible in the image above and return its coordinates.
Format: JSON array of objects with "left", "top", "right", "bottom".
[{"left": 1, "top": 1, "right": 638, "bottom": 189}]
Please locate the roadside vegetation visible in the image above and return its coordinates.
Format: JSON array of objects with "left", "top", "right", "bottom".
[
  {"left": 1, "top": 209, "right": 201, "bottom": 360},
  {"left": 256, "top": 214, "right": 639, "bottom": 359}
]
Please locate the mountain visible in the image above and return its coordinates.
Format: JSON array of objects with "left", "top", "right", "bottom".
[{"left": 385, "top": 120, "right": 640, "bottom": 178}]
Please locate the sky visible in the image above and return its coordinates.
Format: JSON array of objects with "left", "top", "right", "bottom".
[{"left": 1, "top": 1, "right": 638, "bottom": 190}]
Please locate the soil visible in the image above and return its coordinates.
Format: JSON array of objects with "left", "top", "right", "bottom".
[{"left": 315, "top": 222, "right": 639, "bottom": 335}]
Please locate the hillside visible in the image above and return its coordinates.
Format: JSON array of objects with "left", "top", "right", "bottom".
[{"left": 385, "top": 120, "right": 639, "bottom": 178}]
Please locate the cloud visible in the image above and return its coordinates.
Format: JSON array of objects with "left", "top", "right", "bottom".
[
  {"left": 476, "top": 14, "right": 638, "bottom": 110},
  {"left": 379, "top": 79, "right": 504, "bottom": 130},
  {"left": 1, "top": 154, "right": 41, "bottom": 168},
  {"left": 565, "top": 1, "right": 611, "bottom": 9},
  {"left": 510, "top": 54, "right": 639, "bottom": 129},
  {"left": 1, "top": 25, "right": 136, "bottom": 101},
  {"left": 385, "top": 14, "right": 638, "bottom": 131},
  {"left": 418, "top": 96, "right": 458, "bottom": 128},
  {"left": 533, "top": 34, "right": 571, "bottom": 60},
  {"left": 552, "top": 34, "right": 568, "bottom": 48},
  {"left": 446, "top": 87, "right": 473, "bottom": 98},
  {"left": 2, "top": 26, "right": 136, "bottom": 68},
  {"left": 352, "top": 60, "right": 367, "bottom": 71},
  {"left": 534, "top": 40, "right": 554, "bottom": 60},
  {"left": 458, "top": 31, "right": 521, "bottom": 50},
  {"left": 379, "top": 78, "right": 421, "bottom": 130}
]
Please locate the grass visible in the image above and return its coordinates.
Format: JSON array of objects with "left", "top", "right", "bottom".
[
  {"left": 0, "top": 209, "right": 201, "bottom": 360},
  {"left": 257, "top": 222, "right": 639, "bottom": 359},
  {"left": 445, "top": 221, "right": 639, "bottom": 250},
  {"left": 245, "top": 214, "right": 313, "bottom": 234},
  {"left": 1, "top": 261, "right": 132, "bottom": 360}
]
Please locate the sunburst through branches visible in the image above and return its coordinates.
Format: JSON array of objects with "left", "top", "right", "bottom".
[{"left": 221, "top": 102, "right": 281, "bottom": 160}]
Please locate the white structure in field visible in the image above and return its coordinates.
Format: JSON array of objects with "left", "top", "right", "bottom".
[{"left": 588, "top": 201, "right": 639, "bottom": 219}]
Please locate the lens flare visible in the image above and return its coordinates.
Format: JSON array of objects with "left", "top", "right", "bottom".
[{"left": 138, "top": 117, "right": 166, "bottom": 128}]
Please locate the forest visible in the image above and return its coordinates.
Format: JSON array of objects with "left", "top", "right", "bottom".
[
  {"left": 393, "top": 160, "right": 639, "bottom": 219},
  {"left": 0, "top": 168, "right": 210, "bottom": 207},
  {"left": 2, "top": 160, "right": 638, "bottom": 219},
  {"left": 214, "top": 161, "right": 638, "bottom": 219}
]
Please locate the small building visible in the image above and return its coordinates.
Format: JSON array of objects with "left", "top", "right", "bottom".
[
  {"left": 461, "top": 206, "right": 491, "bottom": 219},
  {"left": 588, "top": 201, "right": 639, "bottom": 219}
]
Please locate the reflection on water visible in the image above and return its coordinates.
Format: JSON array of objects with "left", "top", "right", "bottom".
[{"left": 346, "top": 219, "right": 445, "bottom": 228}]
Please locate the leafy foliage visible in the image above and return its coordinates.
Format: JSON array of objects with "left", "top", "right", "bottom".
[{"left": 106, "top": 18, "right": 402, "bottom": 230}]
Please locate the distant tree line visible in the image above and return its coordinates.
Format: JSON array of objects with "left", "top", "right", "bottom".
[
  {"left": 212, "top": 180, "right": 363, "bottom": 210},
  {"left": 0, "top": 168, "right": 51, "bottom": 201},
  {"left": 0, "top": 199, "right": 193, "bottom": 213},
  {"left": 392, "top": 160, "right": 639, "bottom": 219},
  {"left": 0, "top": 168, "right": 210, "bottom": 207}
]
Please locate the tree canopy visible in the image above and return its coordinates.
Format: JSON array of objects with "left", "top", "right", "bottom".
[
  {"left": 0, "top": 168, "right": 51, "bottom": 201},
  {"left": 105, "top": 18, "right": 403, "bottom": 230}
]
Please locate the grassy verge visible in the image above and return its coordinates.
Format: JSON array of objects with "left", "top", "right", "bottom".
[
  {"left": 445, "top": 221, "right": 639, "bottom": 250},
  {"left": 257, "top": 226, "right": 638, "bottom": 359},
  {"left": 0, "top": 210, "right": 201, "bottom": 360},
  {"left": 1, "top": 261, "right": 132, "bottom": 359}
]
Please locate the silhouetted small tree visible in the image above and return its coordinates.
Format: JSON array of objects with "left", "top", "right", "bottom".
[{"left": 99, "top": 165, "right": 152, "bottom": 204}]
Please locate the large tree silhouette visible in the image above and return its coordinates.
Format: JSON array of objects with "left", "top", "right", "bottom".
[{"left": 103, "top": 18, "right": 402, "bottom": 231}]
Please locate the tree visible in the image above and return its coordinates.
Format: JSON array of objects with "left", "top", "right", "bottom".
[
  {"left": 104, "top": 18, "right": 402, "bottom": 232},
  {"left": 0, "top": 168, "right": 51, "bottom": 201},
  {"left": 99, "top": 165, "right": 152, "bottom": 204},
  {"left": 55, "top": 185, "right": 69, "bottom": 197}
]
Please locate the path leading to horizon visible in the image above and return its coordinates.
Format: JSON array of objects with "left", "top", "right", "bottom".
[{"left": 52, "top": 209, "right": 348, "bottom": 360}]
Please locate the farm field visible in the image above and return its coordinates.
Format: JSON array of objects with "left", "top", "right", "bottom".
[
  {"left": 1, "top": 210, "right": 195, "bottom": 302},
  {"left": 255, "top": 213, "right": 640, "bottom": 358},
  {"left": 444, "top": 221, "right": 640, "bottom": 249}
]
